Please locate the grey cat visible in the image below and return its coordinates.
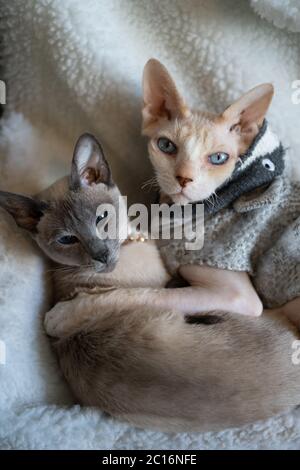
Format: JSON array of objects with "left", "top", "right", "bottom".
[{"left": 0, "top": 133, "right": 300, "bottom": 433}]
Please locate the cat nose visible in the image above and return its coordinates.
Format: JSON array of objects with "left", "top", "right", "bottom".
[
  {"left": 93, "top": 250, "right": 109, "bottom": 264},
  {"left": 176, "top": 175, "right": 193, "bottom": 188}
]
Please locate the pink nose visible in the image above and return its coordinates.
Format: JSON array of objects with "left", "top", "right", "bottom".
[{"left": 176, "top": 175, "right": 193, "bottom": 188}]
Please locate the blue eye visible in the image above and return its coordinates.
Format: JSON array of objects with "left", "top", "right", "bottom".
[
  {"left": 57, "top": 235, "right": 79, "bottom": 245},
  {"left": 96, "top": 211, "right": 108, "bottom": 225},
  {"left": 208, "top": 152, "right": 229, "bottom": 165},
  {"left": 157, "top": 137, "right": 177, "bottom": 155}
]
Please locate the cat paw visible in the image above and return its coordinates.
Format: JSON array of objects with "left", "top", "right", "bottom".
[{"left": 44, "top": 304, "right": 68, "bottom": 337}]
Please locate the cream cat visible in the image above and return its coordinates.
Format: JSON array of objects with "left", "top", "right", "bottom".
[
  {"left": 1, "top": 133, "right": 300, "bottom": 432},
  {"left": 142, "top": 58, "right": 300, "bottom": 316}
]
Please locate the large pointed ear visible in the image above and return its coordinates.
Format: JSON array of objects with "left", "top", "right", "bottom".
[
  {"left": 70, "top": 133, "right": 113, "bottom": 190},
  {"left": 0, "top": 191, "right": 48, "bottom": 233},
  {"left": 142, "top": 58, "right": 190, "bottom": 131},
  {"left": 221, "top": 83, "right": 274, "bottom": 151}
]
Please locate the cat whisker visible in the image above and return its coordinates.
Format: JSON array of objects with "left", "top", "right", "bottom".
[
  {"left": 210, "top": 192, "right": 219, "bottom": 208},
  {"left": 205, "top": 196, "right": 215, "bottom": 209},
  {"left": 141, "top": 177, "right": 159, "bottom": 191},
  {"left": 46, "top": 263, "right": 94, "bottom": 275}
]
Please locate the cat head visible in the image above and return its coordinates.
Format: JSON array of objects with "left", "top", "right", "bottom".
[
  {"left": 142, "top": 58, "right": 274, "bottom": 204},
  {"left": 0, "top": 134, "right": 126, "bottom": 272}
]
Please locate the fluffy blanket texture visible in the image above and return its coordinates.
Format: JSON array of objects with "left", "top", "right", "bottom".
[{"left": 0, "top": 0, "right": 300, "bottom": 450}]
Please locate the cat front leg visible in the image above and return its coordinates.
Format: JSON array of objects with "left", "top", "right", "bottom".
[
  {"left": 179, "top": 264, "right": 263, "bottom": 317},
  {"left": 45, "top": 292, "right": 120, "bottom": 338},
  {"left": 44, "top": 300, "right": 76, "bottom": 337},
  {"left": 44, "top": 273, "right": 263, "bottom": 341}
]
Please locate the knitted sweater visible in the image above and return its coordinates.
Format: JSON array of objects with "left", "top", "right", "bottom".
[{"left": 159, "top": 123, "right": 300, "bottom": 308}]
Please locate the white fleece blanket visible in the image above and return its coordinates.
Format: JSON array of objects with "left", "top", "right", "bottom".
[{"left": 1, "top": 0, "right": 300, "bottom": 450}]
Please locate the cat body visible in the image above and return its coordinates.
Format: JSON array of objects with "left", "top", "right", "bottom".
[
  {"left": 157, "top": 125, "right": 300, "bottom": 309},
  {"left": 142, "top": 59, "right": 300, "bottom": 314},
  {"left": 1, "top": 133, "right": 300, "bottom": 433}
]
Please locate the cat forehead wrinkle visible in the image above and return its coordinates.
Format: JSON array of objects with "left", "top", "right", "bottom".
[
  {"left": 184, "top": 135, "right": 202, "bottom": 161},
  {"left": 177, "top": 121, "right": 195, "bottom": 140},
  {"left": 179, "top": 126, "right": 191, "bottom": 138},
  {"left": 183, "top": 123, "right": 215, "bottom": 159},
  {"left": 176, "top": 113, "right": 214, "bottom": 138},
  {"left": 49, "top": 189, "right": 105, "bottom": 230},
  {"left": 193, "top": 111, "right": 215, "bottom": 128}
]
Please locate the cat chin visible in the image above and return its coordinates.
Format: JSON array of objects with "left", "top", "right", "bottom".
[
  {"left": 170, "top": 193, "right": 192, "bottom": 205},
  {"left": 93, "top": 261, "right": 117, "bottom": 273},
  {"left": 171, "top": 191, "right": 214, "bottom": 205}
]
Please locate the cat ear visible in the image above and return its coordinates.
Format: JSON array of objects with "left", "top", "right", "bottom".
[
  {"left": 142, "top": 58, "right": 190, "bottom": 131},
  {"left": 70, "top": 133, "right": 113, "bottom": 190},
  {"left": 0, "top": 191, "right": 48, "bottom": 233},
  {"left": 222, "top": 83, "right": 274, "bottom": 140}
]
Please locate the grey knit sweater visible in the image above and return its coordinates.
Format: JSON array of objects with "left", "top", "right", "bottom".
[{"left": 159, "top": 123, "right": 300, "bottom": 308}]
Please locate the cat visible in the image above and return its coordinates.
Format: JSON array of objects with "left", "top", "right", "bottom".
[
  {"left": 142, "top": 58, "right": 300, "bottom": 315},
  {"left": 1, "top": 133, "right": 300, "bottom": 432}
]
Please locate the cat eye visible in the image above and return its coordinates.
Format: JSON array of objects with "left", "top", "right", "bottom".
[
  {"left": 157, "top": 137, "right": 177, "bottom": 155},
  {"left": 96, "top": 211, "right": 108, "bottom": 225},
  {"left": 208, "top": 152, "right": 229, "bottom": 165},
  {"left": 57, "top": 235, "right": 79, "bottom": 245}
]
